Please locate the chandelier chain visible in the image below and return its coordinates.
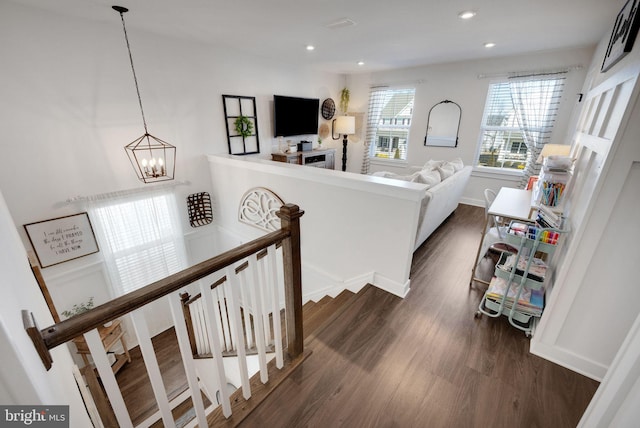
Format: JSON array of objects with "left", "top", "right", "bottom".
[{"left": 117, "top": 10, "right": 149, "bottom": 134}]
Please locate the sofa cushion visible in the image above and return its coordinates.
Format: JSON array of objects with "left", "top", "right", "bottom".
[
  {"left": 436, "top": 163, "right": 456, "bottom": 180},
  {"left": 422, "top": 159, "right": 444, "bottom": 171},
  {"left": 449, "top": 157, "right": 464, "bottom": 172},
  {"left": 418, "top": 169, "right": 441, "bottom": 188}
]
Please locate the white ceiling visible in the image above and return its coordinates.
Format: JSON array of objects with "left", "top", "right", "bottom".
[{"left": 13, "top": 0, "right": 627, "bottom": 73}]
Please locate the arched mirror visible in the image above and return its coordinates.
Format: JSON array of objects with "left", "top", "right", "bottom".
[{"left": 424, "top": 100, "right": 461, "bottom": 147}]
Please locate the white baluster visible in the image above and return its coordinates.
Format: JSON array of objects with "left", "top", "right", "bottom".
[
  {"left": 214, "top": 287, "right": 229, "bottom": 352},
  {"left": 84, "top": 329, "right": 133, "bottom": 428},
  {"left": 195, "top": 299, "right": 210, "bottom": 355},
  {"left": 223, "top": 280, "right": 238, "bottom": 354},
  {"left": 267, "top": 244, "right": 284, "bottom": 368},
  {"left": 219, "top": 282, "right": 235, "bottom": 352},
  {"left": 238, "top": 269, "right": 255, "bottom": 349},
  {"left": 258, "top": 257, "right": 273, "bottom": 346},
  {"left": 247, "top": 253, "right": 269, "bottom": 383},
  {"left": 130, "top": 308, "right": 175, "bottom": 427},
  {"left": 168, "top": 292, "right": 208, "bottom": 427},
  {"left": 225, "top": 265, "right": 251, "bottom": 399},
  {"left": 199, "top": 276, "right": 232, "bottom": 417}
]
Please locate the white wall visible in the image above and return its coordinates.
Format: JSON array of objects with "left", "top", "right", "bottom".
[
  {"left": 0, "top": 2, "right": 341, "bottom": 342},
  {"left": 531, "top": 28, "right": 640, "bottom": 381},
  {"left": 207, "top": 154, "right": 427, "bottom": 299},
  {"left": 0, "top": 189, "right": 91, "bottom": 427},
  {"left": 346, "top": 47, "right": 594, "bottom": 205}
]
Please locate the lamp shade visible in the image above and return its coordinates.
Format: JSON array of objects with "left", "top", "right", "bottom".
[
  {"left": 536, "top": 144, "right": 571, "bottom": 163},
  {"left": 334, "top": 115, "right": 355, "bottom": 135}
]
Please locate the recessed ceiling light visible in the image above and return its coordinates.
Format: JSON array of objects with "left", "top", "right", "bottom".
[
  {"left": 484, "top": 42, "right": 496, "bottom": 48},
  {"left": 306, "top": 45, "right": 315, "bottom": 51},
  {"left": 458, "top": 11, "right": 476, "bottom": 20},
  {"left": 357, "top": 61, "right": 365, "bottom": 66}
]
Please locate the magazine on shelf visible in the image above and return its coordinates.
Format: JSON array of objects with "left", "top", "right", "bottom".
[
  {"left": 497, "top": 254, "right": 547, "bottom": 281},
  {"left": 486, "top": 276, "right": 544, "bottom": 316}
]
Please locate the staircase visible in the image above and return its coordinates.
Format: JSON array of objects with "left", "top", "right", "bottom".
[
  {"left": 205, "top": 287, "right": 363, "bottom": 426},
  {"left": 302, "top": 289, "right": 358, "bottom": 342}
]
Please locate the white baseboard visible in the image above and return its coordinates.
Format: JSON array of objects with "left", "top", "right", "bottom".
[
  {"left": 460, "top": 197, "right": 484, "bottom": 207},
  {"left": 372, "top": 272, "right": 411, "bottom": 298},
  {"left": 530, "top": 339, "right": 607, "bottom": 381},
  {"left": 301, "top": 262, "right": 409, "bottom": 303}
]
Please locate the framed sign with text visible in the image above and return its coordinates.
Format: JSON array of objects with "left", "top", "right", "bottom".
[
  {"left": 24, "top": 212, "right": 99, "bottom": 268},
  {"left": 602, "top": 0, "right": 640, "bottom": 72}
]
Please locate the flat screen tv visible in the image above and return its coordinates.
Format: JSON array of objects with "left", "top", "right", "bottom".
[{"left": 273, "top": 95, "right": 319, "bottom": 137}]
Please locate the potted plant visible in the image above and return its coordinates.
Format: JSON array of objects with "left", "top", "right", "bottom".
[
  {"left": 340, "top": 87, "right": 350, "bottom": 114},
  {"left": 61, "top": 297, "right": 94, "bottom": 319}
]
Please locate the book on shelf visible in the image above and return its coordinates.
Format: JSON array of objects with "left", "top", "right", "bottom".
[
  {"left": 537, "top": 204, "right": 564, "bottom": 229},
  {"left": 486, "top": 276, "right": 544, "bottom": 316},
  {"left": 497, "top": 254, "right": 547, "bottom": 281}
]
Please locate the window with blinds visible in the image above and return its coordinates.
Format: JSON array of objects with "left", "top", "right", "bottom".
[
  {"left": 89, "top": 189, "right": 187, "bottom": 296},
  {"left": 367, "top": 88, "right": 416, "bottom": 161},
  {"left": 476, "top": 75, "right": 565, "bottom": 171}
]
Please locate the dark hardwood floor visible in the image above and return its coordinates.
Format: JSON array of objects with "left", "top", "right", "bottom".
[
  {"left": 112, "top": 203, "right": 599, "bottom": 427},
  {"left": 240, "top": 204, "right": 600, "bottom": 427}
]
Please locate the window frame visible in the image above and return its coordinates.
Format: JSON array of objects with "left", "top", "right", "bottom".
[
  {"left": 88, "top": 188, "right": 187, "bottom": 297},
  {"left": 367, "top": 87, "right": 416, "bottom": 164},
  {"left": 474, "top": 76, "right": 565, "bottom": 176},
  {"left": 474, "top": 81, "right": 528, "bottom": 175}
]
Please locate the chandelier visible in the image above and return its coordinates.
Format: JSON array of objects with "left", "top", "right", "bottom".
[{"left": 113, "top": 5, "right": 176, "bottom": 183}]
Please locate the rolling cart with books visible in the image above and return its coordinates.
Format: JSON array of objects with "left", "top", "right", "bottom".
[{"left": 475, "top": 213, "right": 566, "bottom": 336}]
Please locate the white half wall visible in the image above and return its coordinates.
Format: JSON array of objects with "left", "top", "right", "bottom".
[{"left": 207, "top": 154, "right": 427, "bottom": 299}]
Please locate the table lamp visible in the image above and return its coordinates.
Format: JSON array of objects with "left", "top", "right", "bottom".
[{"left": 536, "top": 144, "right": 571, "bottom": 164}]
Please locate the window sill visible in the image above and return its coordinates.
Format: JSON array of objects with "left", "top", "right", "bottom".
[
  {"left": 472, "top": 166, "right": 523, "bottom": 182},
  {"left": 369, "top": 158, "right": 409, "bottom": 167}
]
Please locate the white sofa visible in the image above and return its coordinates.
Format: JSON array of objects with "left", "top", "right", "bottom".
[
  {"left": 413, "top": 165, "right": 472, "bottom": 250},
  {"left": 371, "top": 159, "right": 472, "bottom": 251}
]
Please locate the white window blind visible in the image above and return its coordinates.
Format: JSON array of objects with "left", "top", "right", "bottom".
[
  {"left": 89, "top": 188, "right": 187, "bottom": 296},
  {"left": 363, "top": 87, "right": 415, "bottom": 171},
  {"left": 476, "top": 74, "right": 565, "bottom": 176}
]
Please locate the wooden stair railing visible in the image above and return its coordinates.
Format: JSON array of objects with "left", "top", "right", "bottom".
[
  {"left": 23, "top": 204, "right": 305, "bottom": 428},
  {"left": 179, "top": 243, "right": 283, "bottom": 359},
  {"left": 181, "top": 291, "right": 278, "bottom": 358}
]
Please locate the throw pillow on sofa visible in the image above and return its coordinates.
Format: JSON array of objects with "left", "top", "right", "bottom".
[
  {"left": 418, "top": 169, "right": 441, "bottom": 188},
  {"left": 449, "top": 157, "right": 464, "bottom": 172},
  {"left": 422, "top": 159, "right": 444, "bottom": 171},
  {"left": 436, "top": 163, "right": 456, "bottom": 180}
]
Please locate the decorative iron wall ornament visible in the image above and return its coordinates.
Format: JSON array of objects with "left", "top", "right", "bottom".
[
  {"left": 238, "top": 187, "right": 285, "bottom": 231},
  {"left": 186, "top": 192, "right": 213, "bottom": 227}
]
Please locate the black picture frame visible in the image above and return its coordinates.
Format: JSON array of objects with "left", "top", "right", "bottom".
[
  {"left": 222, "top": 95, "right": 260, "bottom": 155},
  {"left": 424, "top": 100, "right": 461, "bottom": 148},
  {"left": 602, "top": 0, "right": 640, "bottom": 72}
]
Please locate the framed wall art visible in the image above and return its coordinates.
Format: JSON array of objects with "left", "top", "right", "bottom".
[
  {"left": 222, "top": 94, "right": 260, "bottom": 155},
  {"left": 24, "top": 212, "right": 99, "bottom": 268},
  {"left": 602, "top": 0, "right": 640, "bottom": 72}
]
